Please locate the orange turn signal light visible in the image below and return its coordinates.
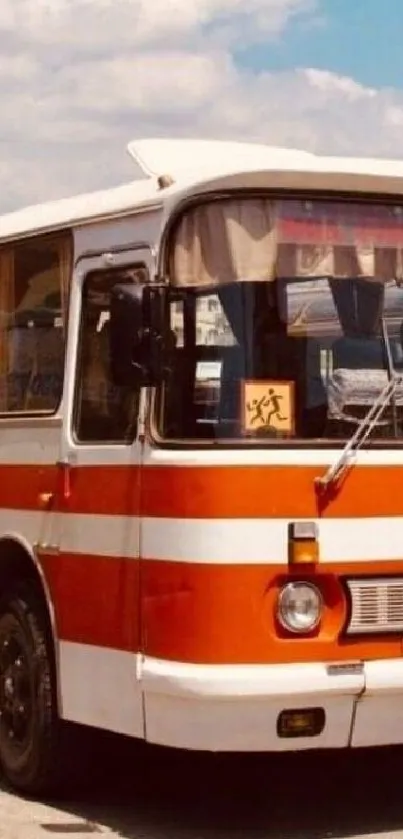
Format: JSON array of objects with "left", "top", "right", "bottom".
[{"left": 288, "top": 522, "right": 319, "bottom": 566}]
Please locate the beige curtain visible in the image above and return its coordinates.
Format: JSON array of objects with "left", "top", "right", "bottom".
[
  {"left": 172, "top": 199, "right": 278, "bottom": 286},
  {"left": 0, "top": 249, "right": 14, "bottom": 411},
  {"left": 171, "top": 199, "right": 403, "bottom": 285},
  {"left": 277, "top": 244, "right": 403, "bottom": 280}
]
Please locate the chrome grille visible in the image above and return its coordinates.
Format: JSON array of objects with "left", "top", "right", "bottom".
[{"left": 346, "top": 578, "right": 403, "bottom": 634}]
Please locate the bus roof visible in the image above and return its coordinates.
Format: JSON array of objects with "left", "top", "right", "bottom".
[
  {"left": 0, "top": 177, "right": 162, "bottom": 245},
  {"left": 3, "top": 138, "right": 403, "bottom": 244}
]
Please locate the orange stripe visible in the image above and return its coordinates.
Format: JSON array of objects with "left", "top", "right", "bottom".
[
  {"left": 142, "top": 464, "right": 403, "bottom": 519},
  {"left": 63, "top": 466, "right": 140, "bottom": 516},
  {"left": 0, "top": 465, "right": 59, "bottom": 511},
  {"left": 1, "top": 462, "right": 403, "bottom": 518},
  {"left": 0, "top": 464, "right": 140, "bottom": 516},
  {"left": 141, "top": 558, "right": 403, "bottom": 664},
  {"left": 39, "top": 552, "right": 403, "bottom": 664},
  {"left": 39, "top": 552, "right": 140, "bottom": 651}
]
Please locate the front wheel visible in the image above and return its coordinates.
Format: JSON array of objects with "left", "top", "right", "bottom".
[{"left": 0, "top": 585, "right": 62, "bottom": 796}]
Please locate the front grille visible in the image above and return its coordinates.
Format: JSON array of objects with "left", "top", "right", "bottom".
[{"left": 346, "top": 578, "right": 403, "bottom": 634}]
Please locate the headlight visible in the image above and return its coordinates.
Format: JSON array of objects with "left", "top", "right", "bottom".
[{"left": 277, "top": 582, "right": 322, "bottom": 634}]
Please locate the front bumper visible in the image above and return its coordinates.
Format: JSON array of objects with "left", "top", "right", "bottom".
[{"left": 141, "top": 657, "right": 403, "bottom": 752}]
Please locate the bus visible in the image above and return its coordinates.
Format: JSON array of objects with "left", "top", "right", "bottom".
[{"left": 1, "top": 137, "right": 403, "bottom": 795}]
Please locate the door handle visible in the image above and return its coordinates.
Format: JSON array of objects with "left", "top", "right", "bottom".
[{"left": 38, "top": 492, "right": 55, "bottom": 509}]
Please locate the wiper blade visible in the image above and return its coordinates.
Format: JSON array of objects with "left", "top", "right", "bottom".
[
  {"left": 381, "top": 315, "right": 398, "bottom": 437},
  {"left": 315, "top": 372, "right": 403, "bottom": 491}
]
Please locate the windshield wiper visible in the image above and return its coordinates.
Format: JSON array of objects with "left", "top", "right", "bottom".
[
  {"left": 381, "top": 315, "right": 398, "bottom": 437},
  {"left": 315, "top": 328, "right": 402, "bottom": 493},
  {"left": 315, "top": 375, "right": 402, "bottom": 490}
]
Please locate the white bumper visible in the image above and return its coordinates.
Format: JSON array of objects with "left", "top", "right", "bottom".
[{"left": 141, "top": 657, "right": 403, "bottom": 752}]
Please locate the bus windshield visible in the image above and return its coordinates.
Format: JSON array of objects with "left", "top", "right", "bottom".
[{"left": 155, "top": 195, "right": 403, "bottom": 444}]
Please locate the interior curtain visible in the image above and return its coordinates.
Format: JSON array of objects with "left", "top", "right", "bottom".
[
  {"left": 277, "top": 245, "right": 360, "bottom": 278},
  {"left": 172, "top": 198, "right": 403, "bottom": 285},
  {"left": 329, "top": 278, "right": 385, "bottom": 336},
  {"left": 329, "top": 280, "right": 356, "bottom": 334},
  {"left": 172, "top": 199, "right": 278, "bottom": 287},
  {"left": 277, "top": 244, "right": 402, "bottom": 282}
]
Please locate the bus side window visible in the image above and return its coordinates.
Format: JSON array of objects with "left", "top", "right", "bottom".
[
  {"left": 74, "top": 264, "right": 148, "bottom": 444},
  {"left": 0, "top": 234, "right": 71, "bottom": 415}
]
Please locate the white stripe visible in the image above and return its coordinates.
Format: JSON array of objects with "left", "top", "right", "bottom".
[
  {"left": 2, "top": 426, "right": 403, "bottom": 468},
  {"left": 64, "top": 445, "right": 141, "bottom": 466},
  {"left": 59, "top": 641, "right": 143, "bottom": 737},
  {"left": 143, "top": 516, "right": 403, "bottom": 564},
  {"left": 57, "top": 643, "right": 403, "bottom": 752},
  {"left": 58, "top": 643, "right": 360, "bottom": 750},
  {"left": 0, "top": 507, "right": 402, "bottom": 565},
  {"left": 0, "top": 509, "right": 45, "bottom": 549},
  {"left": 1, "top": 432, "right": 403, "bottom": 468},
  {"left": 0, "top": 509, "right": 140, "bottom": 559},
  {"left": 140, "top": 656, "right": 364, "bottom": 699},
  {"left": 142, "top": 656, "right": 403, "bottom": 751},
  {"left": 59, "top": 511, "right": 139, "bottom": 558},
  {"left": 142, "top": 657, "right": 361, "bottom": 750},
  {"left": 144, "top": 443, "right": 403, "bottom": 468}
]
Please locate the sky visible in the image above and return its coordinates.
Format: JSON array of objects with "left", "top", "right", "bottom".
[{"left": 3, "top": 0, "right": 403, "bottom": 214}]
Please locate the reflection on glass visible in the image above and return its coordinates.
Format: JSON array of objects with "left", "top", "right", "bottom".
[{"left": 157, "top": 197, "right": 403, "bottom": 443}]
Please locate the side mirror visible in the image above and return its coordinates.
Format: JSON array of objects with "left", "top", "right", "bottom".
[{"left": 109, "top": 283, "right": 168, "bottom": 386}]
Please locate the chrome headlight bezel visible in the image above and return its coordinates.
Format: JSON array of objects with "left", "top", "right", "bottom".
[{"left": 277, "top": 581, "right": 323, "bottom": 634}]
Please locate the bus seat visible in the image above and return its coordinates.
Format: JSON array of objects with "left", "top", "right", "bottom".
[
  {"left": 24, "top": 326, "right": 64, "bottom": 411},
  {"left": 332, "top": 336, "right": 403, "bottom": 370},
  {"left": 328, "top": 336, "right": 403, "bottom": 432},
  {"left": 6, "top": 327, "right": 37, "bottom": 411},
  {"left": 5, "top": 324, "right": 64, "bottom": 412}
]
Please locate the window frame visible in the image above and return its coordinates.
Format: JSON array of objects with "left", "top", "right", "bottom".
[
  {"left": 72, "top": 260, "right": 151, "bottom": 447},
  {"left": 0, "top": 230, "right": 72, "bottom": 419},
  {"left": 151, "top": 188, "right": 403, "bottom": 449}
]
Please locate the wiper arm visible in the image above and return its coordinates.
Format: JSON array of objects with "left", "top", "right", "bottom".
[
  {"left": 381, "top": 316, "right": 398, "bottom": 437},
  {"left": 315, "top": 371, "right": 403, "bottom": 491}
]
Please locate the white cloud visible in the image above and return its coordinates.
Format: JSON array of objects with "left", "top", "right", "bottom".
[
  {"left": 303, "top": 68, "right": 376, "bottom": 101},
  {"left": 2, "top": 0, "right": 403, "bottom": 214},
  {"left": 54, "top": 52, "right": 235, "bottom": 115},
  {"left": 0, "top": 0, "right": 313, "bottom": 48},
  {"left": 385, "top": 105, "right": 403, "bottom": 127}
]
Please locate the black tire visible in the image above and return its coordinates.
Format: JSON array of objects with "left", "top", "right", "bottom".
[{"left": 0, "top": 583, "right": 63, "bottom": 797}]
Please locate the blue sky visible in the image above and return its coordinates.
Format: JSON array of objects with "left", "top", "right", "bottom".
[
  {"left": 239, "top": 0, "right": 403, "bottom": 89},
  {"left": 3, "top": 0, "right": 403, "bottom": 212}
]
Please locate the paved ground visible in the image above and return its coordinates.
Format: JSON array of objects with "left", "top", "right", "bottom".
[{"left": 1, "top": 727, "right": 403, "bottom": 839}]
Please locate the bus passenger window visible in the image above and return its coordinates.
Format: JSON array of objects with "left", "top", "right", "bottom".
[
  {"left": 74, "top": 264, "right": 148, "bottom": 444},
  {"left": 0, "top": 234, "right": 71, "bottom": 414}
]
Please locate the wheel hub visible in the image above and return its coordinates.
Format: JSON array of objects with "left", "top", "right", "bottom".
[
  {"left": 0, "top": 636, "right": 31, "bottom": 746},
  {"left": 4, "top": 675, "right": 14, "bottom": 699}
]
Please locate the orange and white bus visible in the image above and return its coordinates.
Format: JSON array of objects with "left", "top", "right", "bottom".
[{"left": 1, "top": 137, "right": 403, "bottom": 795}]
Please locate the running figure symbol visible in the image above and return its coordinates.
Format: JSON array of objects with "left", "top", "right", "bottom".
[
  {"left": 265, "top": 388, "right": 286, "bottom": 425},
  {"left": 247, "top": 388, "right": 287, "bottom": 428}
]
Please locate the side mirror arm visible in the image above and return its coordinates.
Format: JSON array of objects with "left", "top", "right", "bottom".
[{"left": 109, "top": 283, "right": 169, "bottom": 387}]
